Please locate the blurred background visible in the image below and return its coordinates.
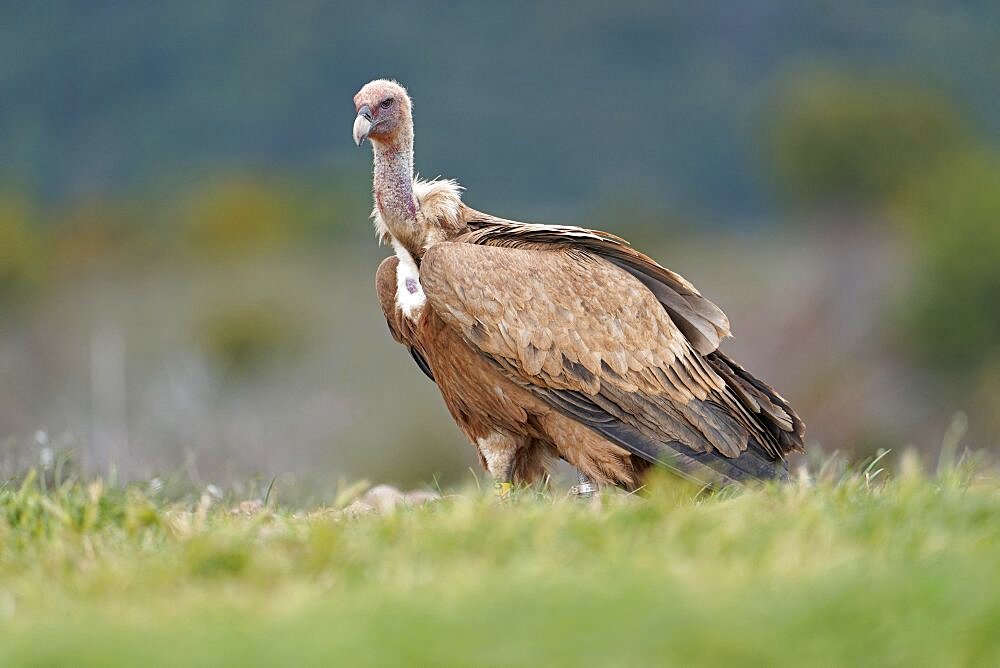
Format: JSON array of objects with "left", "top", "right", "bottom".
[{"left": 1, "top": 2, "right": 998, "bottom": 495}]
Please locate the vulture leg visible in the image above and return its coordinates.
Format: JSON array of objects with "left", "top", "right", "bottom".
[
  {"left": 574, "top": 470, "right": 598, "bottom": 499},
  {"left": 572, "top": 470, "right": 602, "bottom": 508},
  {"left": 495, "top": 471, "right": 515, "bottom": 499},
  {"left": 477, "top": 432, "right": 521, "bottom": 499}
]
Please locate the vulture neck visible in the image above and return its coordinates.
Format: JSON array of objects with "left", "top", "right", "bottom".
[{"left": 372, "top": 134, "right": 423, "bottom": 257}]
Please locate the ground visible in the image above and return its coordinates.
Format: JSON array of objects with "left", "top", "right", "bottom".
[{"left": 1, "top": 463, "right": 999, "bottom": 666}]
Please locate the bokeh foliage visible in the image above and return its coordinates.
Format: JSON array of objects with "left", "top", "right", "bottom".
[
  {"left": 184, "top": 177, "right": 300, "bottom": 258},
  {"left": 196, "top": 302, "right": 306, "bottom": 376},
  {"left": 766, "top": 71, "right": 1000, "bottom": 385},
  {"left": 768, "top": 72, "right": 968, "bottom": 209},
  {"left": 896, "top": 153, "right": 1000, "bottom": 375},
  {"left": 0, "top": 195, "right": 43, "bottom": 302}
]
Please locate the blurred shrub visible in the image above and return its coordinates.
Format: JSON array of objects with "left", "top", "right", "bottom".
[
  {"left": 293, "top": 168, "right": 373, "bottom": 242},
  {"left": 896, "top": 152, "right": 1000, "bottom": 374},
  {"left": 196, "top": 303, "right": 304, "bottom": 375},
  {"left": 50, "top": 199, "right": 143, "bottom": 276},
  {"left": 0, "top": 195, "right": 44, "bottom": 301},
  {"left": 767, "top": 72, "right": 968, "bottom": 210},
  {"left": 185, "top": 177, "right": 300, "bottom": 259}
]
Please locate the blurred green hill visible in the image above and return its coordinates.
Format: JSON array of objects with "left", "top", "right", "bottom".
[{"left": 1, "top": 1, "right": 998, "bottom": 218}]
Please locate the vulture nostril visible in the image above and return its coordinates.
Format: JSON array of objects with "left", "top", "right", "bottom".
[{"left": 359, "top": 104, "right": 373, "bottom": 122}]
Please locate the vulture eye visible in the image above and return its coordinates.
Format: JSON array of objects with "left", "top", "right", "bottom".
[{"left": 380, "top": 98, "right": 393, "bottom": 109}]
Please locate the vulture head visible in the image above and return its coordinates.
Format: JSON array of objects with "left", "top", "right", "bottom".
[{"left": 353, "top": 79, "right": 413, "bottom": 148}]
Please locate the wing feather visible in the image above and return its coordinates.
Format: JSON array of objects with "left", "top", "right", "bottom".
[
  {"left": 462, "top": 219, "right": 730, "bottom": 355},
  {"left": 419, "top": 240, "right": 799, "bottom": 479}
]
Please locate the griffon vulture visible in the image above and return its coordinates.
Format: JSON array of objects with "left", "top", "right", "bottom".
[{"left": 352, "top": 79, "right": 805, "bottom": 495}]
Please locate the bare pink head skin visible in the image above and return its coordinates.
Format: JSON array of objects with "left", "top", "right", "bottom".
[
  {"left": 353, "top": 80, "right": 418, "bottom": 227},
  {"left": 353, "top": 79, "right": 413, "bottom": 150}
]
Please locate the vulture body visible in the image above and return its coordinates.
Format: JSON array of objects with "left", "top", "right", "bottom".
[{"left": 354, "top": 80, "right": 805, "bottom": 491}]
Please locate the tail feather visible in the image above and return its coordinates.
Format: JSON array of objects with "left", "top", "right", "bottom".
[
  {"left": 705, "top": 351, "right": 806, "bottom": 456},
  {"left": 587, "top": 417, "right": 789, "bottom": 487},
  {"left": 537, "top": 382, "right": 791, "bottom": 488}
]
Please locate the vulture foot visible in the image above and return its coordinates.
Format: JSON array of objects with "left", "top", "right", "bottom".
[
  {"left": 574, "top": 470, "right": 597, "bottom": 498},
  {"left": 572, "top": 471, "right": 601, "bottom": 506},
  {"left": 494, "top": 480, "right": 514, "bottom": 500}
]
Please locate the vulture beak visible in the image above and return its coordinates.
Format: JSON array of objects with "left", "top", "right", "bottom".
[{"left": 353, "top": 105, "right": 373, "bottom": 147}]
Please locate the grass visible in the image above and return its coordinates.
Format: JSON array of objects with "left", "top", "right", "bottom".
[{"left": 1, "top": 460, "right": 999, "bottom": 667}]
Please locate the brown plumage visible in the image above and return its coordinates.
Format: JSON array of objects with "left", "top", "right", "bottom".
[{"left": 355, "top": 79, "right": 805, "bottom": 490}]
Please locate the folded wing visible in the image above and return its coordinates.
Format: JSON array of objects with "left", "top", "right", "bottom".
[{"left": 420, "top": 230, "right": 803, "bottom": 484}]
